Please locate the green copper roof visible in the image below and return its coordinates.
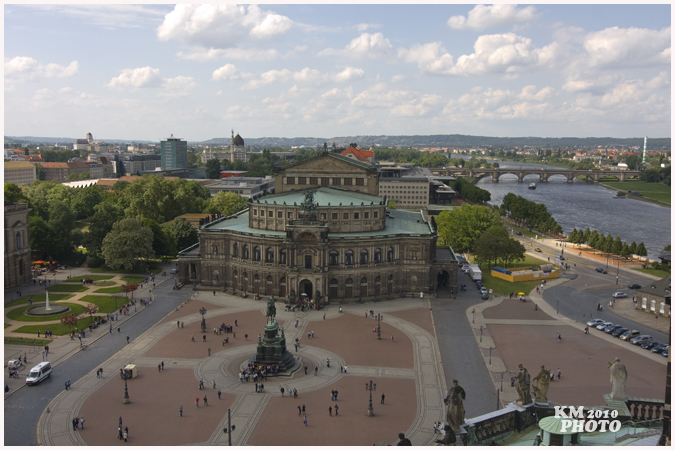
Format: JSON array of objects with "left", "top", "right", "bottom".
[{"left": 255, "top": 186, "right": 385, "bottom": 206}]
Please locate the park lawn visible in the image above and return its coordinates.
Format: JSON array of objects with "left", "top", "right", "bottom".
[
  {"left": 14, "top": 318, "right": 91, "bottom": 336},
  {"left": 631, "top": 268, "right": 671, "bottom": 278},
  {"left": 601, "top": 181, "right": 671, "bottom": 204},
  {"left": 90, "top": 266, "right": 162, "bottom": 275},
  {"left": 94, "top": 280, "right": 117, "bottom": 286},
  {"left": 78, "top": 295, "right": 126, "bottom": 314},
  {"left": 467, "top": 254, "right": 547, "bottom": 270},
  {"left": 7, "top": 303, "right": 86, "bottom": 322},
  {"left": 64, "top": 275, "right": 114, "bottom": 283},
  {"left": 5, "top": 324, "right": 10, "bottom": 329},
  {"left": 4, "top": 337, "right": 53, "bottom": 346},
  {"left": 478, "top": 273, "right": 543, "bottom": 296},
  {"left": 4, "top": 294, "right": 73, "bottom": 309},
  {"left": 94, "top": 286, "right": 123, "bottom": 294},
  {"left": 120, "top": 276, "right": 145, "bottom": 284},
  {"left": 46, "top": 284, "right": 89, "bottom": 293}
]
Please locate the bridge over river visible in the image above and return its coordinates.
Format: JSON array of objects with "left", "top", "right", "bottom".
[{"left": 431, "top": 167, "right": 641, "bottom": 183}]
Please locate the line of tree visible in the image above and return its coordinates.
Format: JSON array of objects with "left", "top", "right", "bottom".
[
  {"left": 567, "top": 227, "right": 647, "bottom": 259},
  {"left": 500, "top": 193, "right": 563, "bottom": 235},
  {"left": 449, "top": 177, "right": 491, "bottom": 203},
  {"left": 373, "top": 148, "right": 449, "bottom": 167}
]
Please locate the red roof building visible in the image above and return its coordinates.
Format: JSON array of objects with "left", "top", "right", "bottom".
[{"left": 340, "top": 145, "right": 375, "bottom": 163}]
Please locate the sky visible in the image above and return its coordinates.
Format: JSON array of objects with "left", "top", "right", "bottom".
[{"left": 3, "top": 3, "right": 672, "bottom": 142}]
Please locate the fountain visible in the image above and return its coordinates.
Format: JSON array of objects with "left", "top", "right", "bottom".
[{"left": 26, "top": 291, "right": 69, "bottom": 316}]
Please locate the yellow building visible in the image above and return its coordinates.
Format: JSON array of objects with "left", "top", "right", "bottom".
[{"left": 4, "top": 161, "right": 36, "bottom": 185}]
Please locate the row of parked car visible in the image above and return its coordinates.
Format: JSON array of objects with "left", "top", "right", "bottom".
[{"left": 586, "top": 318, "right": 668, "bottom": 357}]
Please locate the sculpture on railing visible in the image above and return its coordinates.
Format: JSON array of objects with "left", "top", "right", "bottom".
[
  {"left": 532, "top": 365, "right": 550, "bottom": 403},
  {"left": 514, "top": 364, "right": 532, "bottom": 404},
  {"left": 300, "top": 190, "right": 316, "bottom": 213},
  {"left": 444, "top": 379, "right": 466, "bottom": 431},
  {"left": 609, "top": 357, "right": 628, "bottom": 400}
]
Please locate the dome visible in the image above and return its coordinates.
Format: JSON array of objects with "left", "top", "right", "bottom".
[{"left": 233, "top": 133, "right": 244, "bottom": 147}]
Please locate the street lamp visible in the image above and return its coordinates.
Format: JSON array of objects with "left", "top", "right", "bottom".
[
  {"left": 223, "top": 408, "right": 235, "bottom": 446},
  {"left": 472, "top": 308, "right": 476, "bottom": 324},
  {"left": 376, "top": 314, "right": 382, "bottom": 340},
  {"left": 616, "top": 259, "right": 620, "bottom": 285},
  {"left": 123, "top": 380, "right": 130, "bottom": 404},
  {"left": 480, "top": 325, "right": 483, "bottom": 342},
  {"left": 366, "top": 380, "right": 377, "bottom": 416},
  {"left": 500, "top": 371, "right": 506, "bottom": 392},
  {"left": 489, "top": 346, "right": 492, "bottom": 365},
  {"left": 200, "top": 307, "right": 207, "bottom": 332}
]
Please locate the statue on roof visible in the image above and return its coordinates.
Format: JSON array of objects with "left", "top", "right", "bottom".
[{"left": 300, "top": 190, "right": 317, "bottom": 213}]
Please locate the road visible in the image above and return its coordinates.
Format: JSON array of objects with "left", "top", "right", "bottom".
[{"left": 4, "top": 277, "right": 191, "bottom": 447}]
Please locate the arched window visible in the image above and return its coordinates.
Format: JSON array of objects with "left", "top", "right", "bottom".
[
  {"left": 254, "top": 246, "right": 261, "bottom": 261},
  {"left": 345, "top": 278, "right": 353, "bottom": 285},
  {"left": 267, "top": 275, "right": 273, "bottom": 282},
  {"left": 212, "top": 244, "right": 218, "bottom": 255},
  {"left": 387, "top": 247, "right": 394, "bottom": 262},
  {"left": 360, "top": 249, "right": 369, "bottom": 265},
  {"left": 330, "top": 278, "right": 338, "bottom": 286},
  {"left": 360, "top": 277, "right": 368, "bottom": 284},
  {"left": 375, "top": 276, "right": 381, "bottom": 283},
  {"left": 280, "top": 249, "right": 287, "bottom": 265},
  {"left": 15, "top": 232, "right": 22, "bottom": 250},
  {"left": 254, "top": 274, "right": 260, "bottom": 281},
  {"left": 329, "top": 250, "right": 339, "bottom": 266},
  {"left": 374, "top": 248, "right": 382, "bottom": 263},
  {"left": 233, "top": 243, "right": 239, "bottom": 257},
  {"left": 345, "top": 250, "right": 354, "bottom": 266},
  {"left": 266, "top": 247, "right": 274, "bottom": 263},
  {"left": 388, "top": 274, "right": 393, "bottom": 282},
  {"left": 243, "top": 245, "right": 249, "bottom": 259}
]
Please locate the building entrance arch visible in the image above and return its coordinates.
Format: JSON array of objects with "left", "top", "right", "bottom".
[
  {"left": 299, "top": 279, "right": 313, "bottom": 300},
  {"left": 437, "top": 270, "right": 450, "bottom": 287}
]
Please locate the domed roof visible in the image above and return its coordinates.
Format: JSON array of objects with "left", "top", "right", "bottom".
[{"left": 233, "top": 133, "right": 244, "bottom": 146}]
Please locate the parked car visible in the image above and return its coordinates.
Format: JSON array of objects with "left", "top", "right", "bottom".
[
  {"left": 534, "top": 248, "right": 542, "bottom": 252},
  {"left": 628, "top": 284, "right": 642, "bottom": 289},
  {"left": 559, "top": 256, "right": 565, "bottom": 261},
  {"left": 663, "top": 349, "right": 669, "bottom": 358},
  {"left": 596, "top": 322, "right": 613, "bottom": 331},
  {"left": 596, "top": 268, "right": 608, "bottom": 274},
  {"left": 612, "top": 292, "right": 628, "bottom": 298},
  {"left": 612, "top": 327, "right": 629, "bottom": 338},
  {"left": 641, "top": 341, "right": 659, "bottom": 350},
  {"left": 462, "top": 266, "right": 470, "bottom": 273},
  {"left": 604, "top": 324, "right": 622, "bottom": 334},
  {"left": 652, "top": 343, "right": 669, "bottom": 354},
  {"left": 481, "top": 292, "right": 489, "bottom": 300},
  {"left": 620, "top": 330, "right": 640, "bottom": 340},
  {"left": 586, "top": 318, "right": 604, "bottom": 327},
  {"left": 591, "top": 321, "right": 608, "bottom": 329},
  {"left": 475, "top": 281, "right": 483, "bottom": 289},
  {"left": 515, "top": 231, "right": 522, "bottom": 236},
  {"left": 480, "top": 287, "right": 488, "bottom": 295},
  {"left": 630, "top": 335, "right": 652, "bottom": 345},
  {"left": 7, "top": 359, "right": 22, "bottom": 370}
]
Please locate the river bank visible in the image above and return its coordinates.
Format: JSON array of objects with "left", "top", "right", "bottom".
[{"left": 598, "top": 181, "right": 670, "bottom": 207}]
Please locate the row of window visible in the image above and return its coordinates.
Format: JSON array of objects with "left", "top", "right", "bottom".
[
  {"left": 286, "top": 177, "right": 365, "bottom": 186},
  {"left": 229, "top": 273, "right": 393, "bottom": 285},
  {"left": 252, "top": 210, "right": 380, "bottom": 220},
  {"left": 225, "top": 244, "right": 394, "bottom": 265}
]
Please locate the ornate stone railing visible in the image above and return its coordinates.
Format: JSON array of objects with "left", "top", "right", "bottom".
[
  {"left": 461, "top": 403, "right": 537, "bottom": 445},
  {"left": 625, "top": 397, "right": 665, "bottom": 422}
]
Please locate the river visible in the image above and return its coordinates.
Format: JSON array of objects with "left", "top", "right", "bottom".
[{"left": 448, "top": 157, "right": 671, "bottom": 260}]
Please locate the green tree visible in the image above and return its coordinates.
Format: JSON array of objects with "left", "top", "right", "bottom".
[
  {"left": 436, "top": 204, "right": 502, "bottom": 252},
  {"left": 611, "top": 236, "right": 623, "bottom": 255},
  {"left": 205, "top": 158, "right": 222, "bottom": 179},
  {"left": 163, "top": 218, "right": 198, "bottom": 252},
  {"left": 602, "top": 233, "right": 613, "bottom": 253},
  {"left": 639, "top": 168, "right": 660, "bottom": 182},
  {"left": 34, "top": 163, "right": 46, "bottom": 181},
  {"left": 48, "top": 201, "right": 76, "bottom": 252},
  {"left": 629, "top": 241, "right": 638, "bottom": 255},
  {"left": 101, "top": 218, "right": 155, "bottom": 271},
  {"left": 141, "top": 218, "right": 177, "bottom": 259},
  {"left": 82, "top": 202, "right": 125, "bottom": 255},
  {"left": 71, "top": 185, "right": 104, "bottom": 220},
  {"left": 29, "top": 215, "right": 64, "bottom": 257},
  {"left": 620, "top": 243, "right": 631, "bottom": 258},
  {"left": 636, "top": 242, "right": 648, "bottom": 258},
  {"left": 204, "top": 191, "right": 248, "bottom": 216},
  {"left": 112, "top": 180, "right": 130, "bottom": 192},
  {"left": 625, "top": 154, "right": 641, "bottom": 170},
  {"left": 582, "top": 227, "right": 591, "bottom": 244},
  {"left": 124, "top": 176, "right": 210, "bottom": 223},
  {"left": 4, "top": 182, "right": 27, "bottom": 203}
]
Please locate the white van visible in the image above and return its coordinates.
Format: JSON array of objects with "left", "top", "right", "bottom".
[{"left": 26, "top": 362, "right": 52, "bottom": 385}]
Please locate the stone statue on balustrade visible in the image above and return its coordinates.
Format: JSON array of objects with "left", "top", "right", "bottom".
[
  {"left": 608, "top": 357, "right": 628, "bottom": 400},
  {"left": 300, "top": 190, "right": 316, "bottom": 213},
  {"left": 532, "top": 365, "right": 550, "bottom": 403},
  {"left": 513, "top": 364, "right": 532, "bottom": 405},
  {"left": 443, "top": 379, "right": 466, "bottom": 432}
]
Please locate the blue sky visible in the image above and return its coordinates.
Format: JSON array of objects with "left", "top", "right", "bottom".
[{"left": 4, "top": 3, "right": 671, "bottom": 142}]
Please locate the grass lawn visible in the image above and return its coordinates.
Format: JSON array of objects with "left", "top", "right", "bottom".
[
  {"left": 5, "top": 324, "right": 11, "bottom": 329},
  {"left": 4, "top": 337, "right": 53, "bottom": 346},
  {"left": 14, "top": 318, "right": 92, "bottom": 336},
  {"left": 78, "top": 295, "right": 126, "bottom": 314},
  {"left": 94, "top": 280, "right": 117, "bottom": 286},
  {"left": 46, "top": 284, "right": 89, "bottom": 293},
  {"left": 90, "top": 266, "right": 162, "bottom": 275},
  {"left": 4, "top": 294, "right": 73, "bottom": 309},
  {"left": 601, "top": 181, "right": 670, "bottom": 204},
  {"left": 120, "top": 276, "right": 145, "bottom": 284},
  {"left": 7, "top": 303, "right": 85, "bottom": 322},
  {"left": 631, "top": 268, "right": 671, "bottom": 279},
  {"left": 94, "top": 286, "right": 123, "bottom": 294},
  {"left": 464, "top": 254, "right": 555, "bottom": 295},
  {"left": 64, "top": 275, "right": 114, "bottom": 283}
]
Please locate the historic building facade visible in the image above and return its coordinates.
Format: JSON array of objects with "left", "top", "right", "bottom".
[
  {"left": 177, "top": 153, "right": 459, "bottom": 302},
  {"left": 4, "top": 202, "right": 32, "bottom": 288}
]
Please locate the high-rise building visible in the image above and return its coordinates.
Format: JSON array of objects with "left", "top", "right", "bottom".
[{"left": 160, "top": 136, "right": 188, "bottom": 170}]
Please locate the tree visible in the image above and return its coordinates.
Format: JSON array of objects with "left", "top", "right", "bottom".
[
  {"left": 582, "top": 227, "right": 591, "bottom": 245},
  {"left": 29, "top": 215, "right": 64, "bottom": 257},
  {"left": 436, "top": 204, "right": 502, "bottom": 252},
  {"left": 611, "top": 236, "right": 623, "bottom": 255},
  {"left": 205, "top": 158, "right": 222, "bottom": 179},
  {"left": 141, "top": 218, "right": 177, "bottom": 259},
  {"left": 83, "top": 202, "right": 125, "bottom": 255},
  {"left": 636, "top": 242, "right": 648, "bottom": 258},
  {"left": 629, "top": 241, "right": 638, "bottom": 255},
  {"left": 163, "top": 218, "right": 198, "bottom": 252},
  {"left": 48, "top": 201, "right": 76, "bottom": 251},
  {"left": 620, "top": 243, "right": 631, "bottom": 258},
  {"left": 112, "top": 180, "right": 130, "bottom": 192},
  {"left": 663, "top": 245, "right": 671, "bottom": 252},
  {"left": 4, "top": 182, "right": 27, "bottom": 203},
  {"left": 60, "top": 313, "right": 78, "bottom": 332},
  {"left": 101, "top": 218, "right": 155, "bottom": 271},
  {"left": 71, "top": 185, "right": 104, "bottom": 220},
  {"left": 121, "top": 283, "right": 140, "bottom": 300},
  {"left": 639, "top": 168, "right": 660, "bottom": 183},
  {"left": 34, "top": 163, "right": 46, "bottom": 181},
  {"left": 83, "top": 304, "right": 99, "bottom": 323},
  {"left": 204, "top": 191, "right": 248, "bottom": 217},
  {"left": 625, "top": 154, "right": 641, "bottom": 170}
]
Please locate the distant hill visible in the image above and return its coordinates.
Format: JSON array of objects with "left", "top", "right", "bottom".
[{"left": 6, "top": 134, "right": 670, "bottom": 150}]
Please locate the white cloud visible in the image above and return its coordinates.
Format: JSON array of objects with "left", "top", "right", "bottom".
[
  {"left": 319, "top": 33, "right": 394, "bottom": 59},
  {"left": 442, "top": 86, "right": 555, "bottom": 122},
  {"left": 159, "top": 76, "right": 197, "bottom": 98},
  {"left": 390, "top": 94, "right": 444, "bottom": 118},
  {"left": 177, "top": 48, "right": 279, "bottom": 62},
  {"left": 351, "top": 83, "right": 416, "bottom": 109},
  {"left": 5, "top": 56, "right": 79, "bottom": 81},
  {"left": 236, "top": 67, "right": 364, "bottom": 90},
  {"left": 157, "top": 4, "right": 292, "bottom": 49},
  {"left": 354, "top": 23, "right": 379, "bottom": 32},
  {"left": 447, "top": 5, "right": 538, "bottom": 30},
  {"left": 212, "top": 64, "right": 252, "bottom": 81},
  {"left": 106, "top": 66, "right": 162, "bottom": 89},
  {"left": 15, "top": 4, "right": 169, "bottom": 29},
  {"left": 583, "top": 26, "right": 671, "bottom": 68}
]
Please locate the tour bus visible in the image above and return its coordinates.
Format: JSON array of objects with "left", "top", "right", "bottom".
[{"left": 26, "top": 362, "right": 52, "bottom": 385}]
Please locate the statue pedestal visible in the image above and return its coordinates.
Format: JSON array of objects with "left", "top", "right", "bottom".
[{"left": 251, "top": 320, "right": 296, "bottom": 372}]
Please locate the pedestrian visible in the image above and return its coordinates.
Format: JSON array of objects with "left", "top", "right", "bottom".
[
  {"left": 557, "top": 368, "right": 561, "bottom": 380},
  {"left": 80, "top": 417, "right": 84, "bottom": 429},
  {"left": 304, "top": 366, "right": 308, "bottom": 375},
  {"left": 191, "top": 334, "right": 195, "bottom": 342},
  {"left": 203, "top": 335, "right": 206, "bottom": 342},
  {"left": 298, "top": 405, "right": 302, "bottom": 415},
  {"left": 339, "top": 306, "right": 342, "bottom": 313},
  {"left": 218, "top": 389, "right": 221, "bottom": 400},
  {"left": 314, "top": 367, "right": 318, "bottom": 376},
  {"left": 204, "top": 395, "right": 208, "bottom": 406},
  {"left": 323, "top": 312, "right": 326, "bottom": 320},
  {"left": 245, "top": 334, "right": 248, "bottom": 340},
  {"left": 161, "top": 361, "right": 164, "bottom": 371},
  {"left": 180, "top": 405, "right": 183, "bottom": 417},
  {"left": 557, "top": 332, "right": 561, "bottom": 343},
  {"left": 212, "top": 379, "right": 216, "bottom": 389},
  {"left": 73, "top": 418, "right": 78, "bottom": 430},
  {"left": 158, "top": 364, "right": 161, "bottom": 372},
  {"left": 213, "top": 290, "right": 216, "bottom": 296},
  {"left": 126, "top": 336, "right": 130, "bottom": 344},
  {"left": 344, "top": 365, "right": 348, "bottom": 373},
  {"left": 294, "top": 344, "right": 298, "bottom": 351},
  {"left": 181, "top": 321, "right": 184, "bottom": 328},
  {"left": 381, "top": 393, "right": 385, "bottom": 404},
  {"left": 550, "top": 372, "right": 555, "bottom": 382},
  {"left": 340, "top": 365, "right": 343, "bottom": 373},
  {"left": 308, "top": 331, "right": 311, "bottom": 339},
  {"left": 196, "top": 398, "right": 199, "bottom": 407},
  {"left": 302, "top": 404, "right": 306, "bottom": 414},
  {"left": 119, "top": 416, "right": 123, "bottom": 427},
  {"left": 281, "top": 387, "right": 285, "bottom": 397},
  {"left": 117, "top": 327, "right": 120, "bottom": 333},
  {"left": 391, "top": 335, "right": 394, "bottom": 341},
  {"left": 177, "top": 320, "right": 180, "bottom": 328},
  {"left": 329, "top": 406, "right": 333, "bottom": 416},
  {"left": 123, "top": 430, "right": 128, "bottom": 442},
  {"left": 293, "top": 388, "right": 297, "bottom": 398},
  {"left": 304, "top": 416, "right": 308, "bottom": 426},
  {"left": 335, "top": 404, "right": 338, "bottom": 415},
  {"left": 65, "top": 380, "right": 69, "bottom": 390},
  {"left": 118, "top": 427, "right": 123, "bottom": 440},
  {"left": 584, "top": 326, "right": 589, "bottom": 334},
  {"left": 235, "top": 320, "right": 238, "bottom": 326},
  {"left": 311, "top": 331, "right": 314, "bottom": 338}
]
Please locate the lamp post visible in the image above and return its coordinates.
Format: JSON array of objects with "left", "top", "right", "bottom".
[
  {"left": 500, "top": 371, "right": 506, "bottom": 392},
  {"left": 223, "top": 408, "right": 234, "bottom": 445},
  {"left": 366, "top": 380, "right": 376, "bottom": 416},
  {"left": 480, "top": 325, "right": 483, "bottom": 343},
  {"left": 472, "top": 308, "right": 475, "bottom": 324},
  {"left": 376, "top": 314, "right": 382, "bottom": 340},
  {"left": 616, "top": 259, "right": 620, "bottom": 285},
  {"left": 123, "top": 380, "right": 130, "bottom": 404},
  {"left": 489, "top": 346, "right": 492, "bottom": 365},
  {"left": 200, "top": 307, "right": 207, "bottom": 332}
]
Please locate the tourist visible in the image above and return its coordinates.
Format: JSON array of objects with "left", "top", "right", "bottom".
[
  {"left": 298, "top": 405, "right": 302, "bottom": 415},
  {"left": 329, "top": 406, "right": 332, "bottom": 416},
  {"left": 381, "top": 393, "right": 385, "bottom": 404},
  {"left": 304, "top": 416, "right": 308, "bottom": 426},
  {"left": 180, "top": 406, "right": 183, "bottom": 417},
  {"left": 335, "top": 404, "right": 339, "bottom": 415}
]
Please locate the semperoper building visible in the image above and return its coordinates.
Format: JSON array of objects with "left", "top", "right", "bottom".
[{"left": 177, "top": 152, "right": 459, "bottom": 303}]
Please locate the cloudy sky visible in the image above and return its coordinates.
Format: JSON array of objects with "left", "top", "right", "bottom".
[{"left": 4, "top": 3, "right": 671, "bottom": 142}]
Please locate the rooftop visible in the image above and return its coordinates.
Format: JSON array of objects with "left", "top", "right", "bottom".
[{"left": 254, "top": 186, "right": 384, "bottom": 207}]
